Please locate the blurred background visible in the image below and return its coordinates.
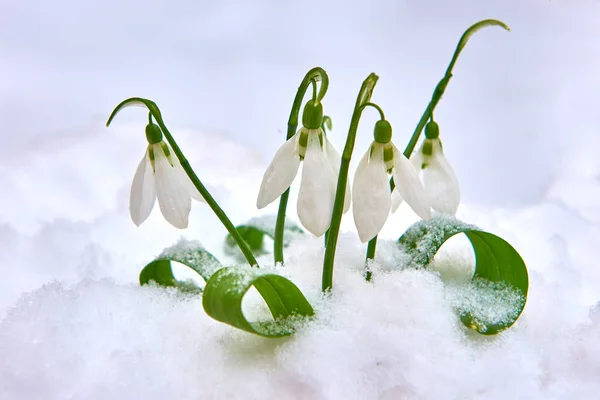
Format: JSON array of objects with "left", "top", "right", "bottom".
[{"left": 1, "top": 0, "right": 599, "bottom": 250}]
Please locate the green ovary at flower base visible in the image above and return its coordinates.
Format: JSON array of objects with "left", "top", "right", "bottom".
[
  {"left": 392, "top": 120, "right": 460, "bottom": 216},
  {"left": 256, "top": 99, "right": 350, "bottom": 237},
  {"left": 130, "top": 122, "right": 206, "bottom": 229},
  {"left": 353, "top": 118, "right": 431, "bottom": 243}
]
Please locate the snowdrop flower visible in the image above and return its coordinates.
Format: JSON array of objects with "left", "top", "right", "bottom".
[
  {"left": 353, "top": 119, "right": 431, "bottom": 243},
  {"left": 256, "top": 100, "right": 350, "bottom": 237},
  {"left": 393, "top": 121, "right": 460, "bottom": 215},
  {"left": 130, "top": 123, "right": 205, "bottom": 229}
]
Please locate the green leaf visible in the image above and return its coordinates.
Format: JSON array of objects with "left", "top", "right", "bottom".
[
  {"left": 398, "top": 216, "right": 528, "bottom": 335},
  {"left": 225, "top": 225, "right": 267, "bottom": 256},
  {"left": 456, "top": 19, "right": 510, "bottom": 56},
  {"left": 224, "top": 216, "right": 304, "bottom": 261},
  {"left": 357, "top": 73, "right": 379, "bottom": 108},
  {"left": 106, "top": 97, "right": 163, "bottom": 128},
  {"left": 202, "top": 266, "right": 315, "bottom": 337},
  {"left": 139, "top": 239, "right": 222, "bottom": 293},
  {"left": 443, "top": 19, "right": 510, "bottom": 81}
]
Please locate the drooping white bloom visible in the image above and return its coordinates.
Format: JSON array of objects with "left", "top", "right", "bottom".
[
  {"left": 353, "top": 120, "right": 431, "bottom": 243},
  {"left": 393, "top": 137, "right": 460, "bottom": 216},
  {"left": 256, "top": 127, "right": 350, "bottom": 237},
  {"left": 130, "top": 141, "right": 204, "bottom": 229}
]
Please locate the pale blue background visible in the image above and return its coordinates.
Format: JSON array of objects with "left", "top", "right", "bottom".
[{"left": 1, "top": 0, "right": 598, "bottom": 209}]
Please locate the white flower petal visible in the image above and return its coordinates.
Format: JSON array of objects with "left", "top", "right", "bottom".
[
  {"left": 170, "top": 152, "right": 206, "bottom": 203},
  {"left": 392, "top": 144, "right": 422, "bottom": 213},
  {"left": 297, "top": 133, "right": 336, "bottom": 236},
  {"left": 392, "top": 145, "right": 432, "bottom": 220},
  {"left": 423, "top": 140, "right": 460, "bottom": 215},
  {"left": 325, "top": 137, "right": 351, "bottom": 213},
  {"left": 352, "top": 143, "right": 391, "bottom": 243},
  {"left": 391, "top": 188, "right": 403, "bottom": 213},
  {"left": 410, "top": 142, "right": 425, "bottom": 172},
  {"left": 153, "top": 143, "right": 192, "bottom": 229},
  {"left": 256, "top": 131, "right": 301, "bottom": 208},
  {"left": 185, "top": 175, "right": 206, "bottom": 203},
  {"left": 129, "top": 148, "right": 156, "bottom": 226}
]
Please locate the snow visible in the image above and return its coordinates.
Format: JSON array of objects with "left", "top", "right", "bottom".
[
  {"left": 3, "top": 204, "right": 598, "bottom": 398},
  {"left": 158, "top": 238, "right": 222, "bottom": 281},
  {"left": 2, "top": 0, "right": 600, "bottom": 399},
  {"left": 446, "top": 278, "right": 526, "bottom": 333}
]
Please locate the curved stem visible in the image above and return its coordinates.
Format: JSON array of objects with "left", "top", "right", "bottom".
[
  {"left": 394, "top": 18, "right": 510, "bottom": 188},
  {"left": 365, "top": 19, "right": 510, "bottom": 275},
  {"left": 322, "top": 73, "right": 379, "bottom": 292},
  {"left": 107, "top": 98, "right": 260, "bottom": 268},
  {"left": 273, "top": 67, "right": 329, "bottom": 265},
  {"left": 360, "top": 102, "right": 386, "bottom": 120}
]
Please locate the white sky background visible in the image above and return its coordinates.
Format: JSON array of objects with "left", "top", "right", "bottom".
[
  {"left": 2, "top": 0, "right": 600, "bottom": 210},
  {"left": 1, "top": 1, "right": 600, "bottom": 398}
]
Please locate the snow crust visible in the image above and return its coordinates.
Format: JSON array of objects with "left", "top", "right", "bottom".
[{"left": 1, "top": 216, "right": 599, "bottom": 399}]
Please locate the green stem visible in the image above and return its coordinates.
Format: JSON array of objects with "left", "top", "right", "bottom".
[
  {"left": 273, "top": 67, "right": 329, "bottom": 265},
  {"left": 311, "top": 79, "right": 318, "bottom": 102},
  {"left": 361, "top": 102, "right": 386, "bottom": 120},
  {"left": 364, "top": 235, "right": 376, "bottom": 281},
  {"left": 107, "top": 98, "right": 260, "bottom": 268},
  {"left": 322, "top": 73, "right": 379, "bottom": 292},
  {"left": 364, "top": 19, "right": 510, "bottom": 272},
  {"left": 395, "top": 18, "right": 510, "bottom": 187}
]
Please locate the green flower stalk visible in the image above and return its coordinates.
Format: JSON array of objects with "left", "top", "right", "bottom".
[
  {"left": 256, "top": 99, "right": 350, "bottom": 238},
  {"left": 365, "top": 19, "right": 510, "bottom": 270},
  {"left": 107, "top": 98, "right": 260, "bottom": 268},
  {"left": 321, "top": 73, "right": 379, "bottom": 292},
  {"left": 254, "top": 67, "right": 337, "bottom": 265}
]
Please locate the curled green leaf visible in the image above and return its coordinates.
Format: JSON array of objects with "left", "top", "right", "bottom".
[
  {"left": 203, "top": 266, "right": 314, "bottom": 337},
  {"left": 225, "top": 225, "right": 268, "bottom": 258},
  {"left": 139, "top": 239, "right": 222, "bottom": 293},
  {"left": 225, "top": 216, "right": 305, "bottom": 261},
  {"left": 398, "top": 216, "right": 528, "bottom": 335}
]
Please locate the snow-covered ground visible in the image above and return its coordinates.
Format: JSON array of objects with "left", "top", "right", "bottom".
[{"left": 1, "top": 1, "right": 600, "bottom": 399}]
